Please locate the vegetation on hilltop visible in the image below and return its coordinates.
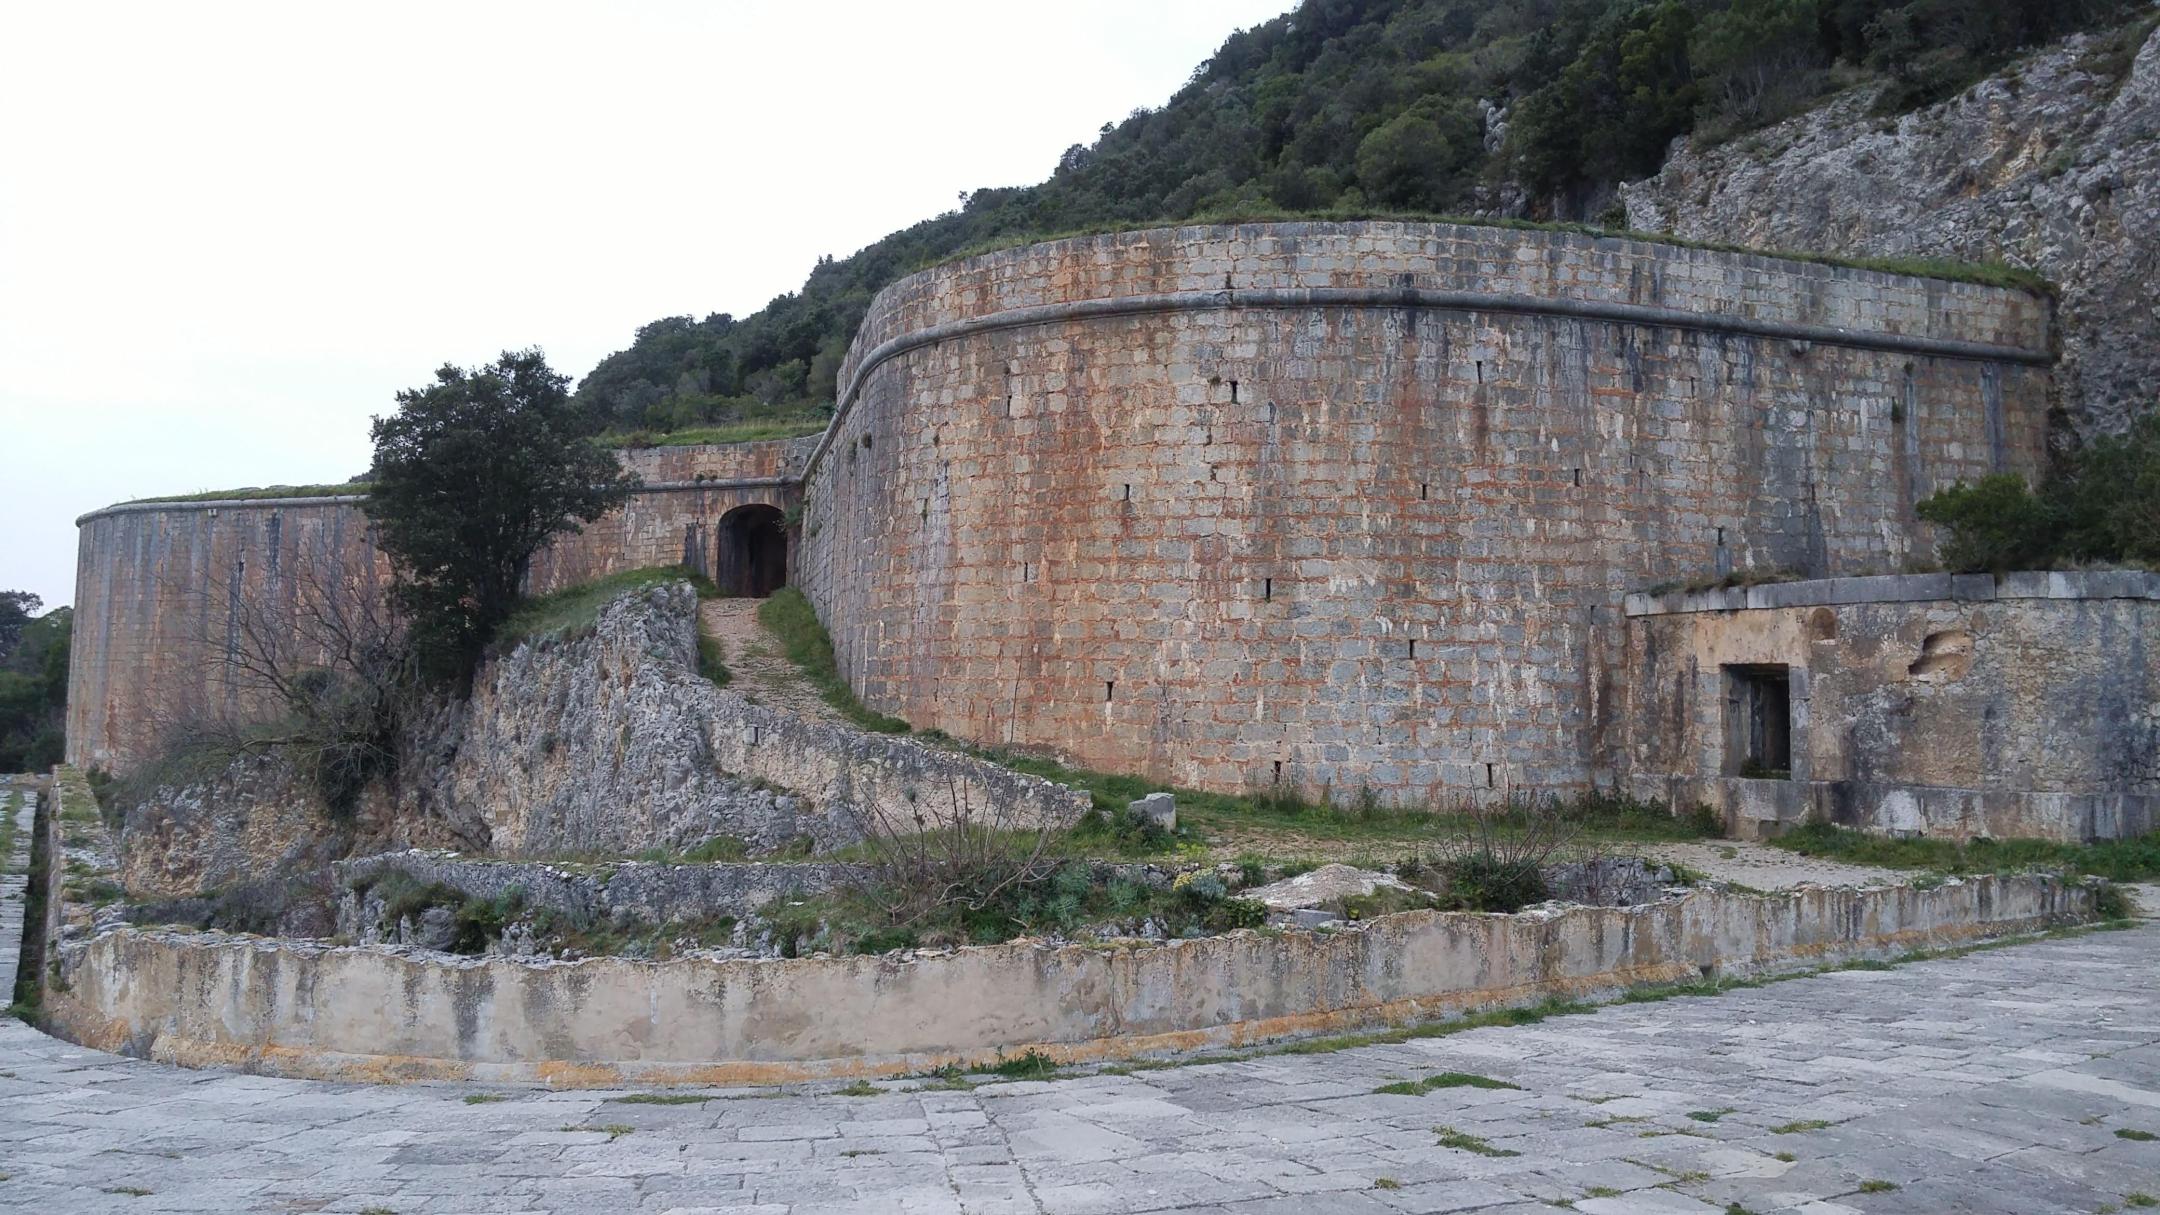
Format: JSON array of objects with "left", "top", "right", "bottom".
[{"left": 576, "top": 0, "right": 2140, "bottom": 433}]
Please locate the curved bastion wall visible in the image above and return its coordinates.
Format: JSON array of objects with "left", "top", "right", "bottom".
[
  {"left": 796, "top": 221, "right": 2054, "bottom": 803},
  {"left": 67, "top": 437, "right": 816, "bottom": 773}
]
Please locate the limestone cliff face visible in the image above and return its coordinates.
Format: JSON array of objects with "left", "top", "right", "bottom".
[
  {"left": 412, "top": 584, "right": 823, "bottom": 857},
  {"left": 119, "top": 583, "right": 1089, "bottom": 896},
  {"left": 1624, "top": 24, "right": 2160, "bottom": 445}
]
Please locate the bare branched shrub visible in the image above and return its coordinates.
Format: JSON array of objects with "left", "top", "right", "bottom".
[
  {"left": 147, "top": 551, "right": 416, "bottom": 820},
  {"left": 850, "top": 775, "right": 1064, "bottom": 929},
  {"left": 1421, "top": 794, "right": 1591, "bottom": 913}
]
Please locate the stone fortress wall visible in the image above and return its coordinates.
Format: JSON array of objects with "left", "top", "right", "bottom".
[
  {"left": 65, "top": 436, "right": 816, "bottom": 772},
  {"left": 1621, "top": 571, "right": 2159, "bottom": 841},
  {"left": 68, "top": 221, "right": 2088, "bottom": 828},
  {"left": 796, "top": 222, "right": 2054, "bottom": 804}
]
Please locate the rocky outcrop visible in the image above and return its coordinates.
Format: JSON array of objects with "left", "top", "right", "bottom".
[
  {"left": 119, "top": 583, "right": 1090, "bottom": 898},
  {"left": 412, "top": 584, "right": 825, "bottom": 855},
  {"left": 117, "top": 755, "right": 373, "bottom": 900},
  {"left": 415, "top": 583, "right": 1089, "bottom": 858},
  {"left": 332, "top": 850, "right": 863, "bottom": 937},
  {"left": 1624, "top": 22, "right": 2160, "bottom": 445}
]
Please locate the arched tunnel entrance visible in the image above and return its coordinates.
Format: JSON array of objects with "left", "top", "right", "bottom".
[{"left": 716, "top": 503, "right": 788, "bottom": 598}]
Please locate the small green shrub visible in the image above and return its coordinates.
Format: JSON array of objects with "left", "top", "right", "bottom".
[
  {"left": 1918, "top": 411, "right": 2160, "bottom": 573},
  {"left": 988, "top": 1049, "right": 1060, "bottom": 1079},
  {"left": 1438, "top": 850, "right": 1549, "bottom": 913}
]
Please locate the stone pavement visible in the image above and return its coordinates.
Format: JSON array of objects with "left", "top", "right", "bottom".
[{"left": 3, "top": 787, "right": 2156, "bottom": 1214}]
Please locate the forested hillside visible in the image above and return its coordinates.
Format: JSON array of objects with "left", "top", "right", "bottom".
[{"left": 577, "top": 0, "right": 2141, "bottom": 437}]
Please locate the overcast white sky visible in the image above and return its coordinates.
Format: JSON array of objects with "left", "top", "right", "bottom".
[{"left": 0, "top": 0, "right": 1294, "bottom": 609}]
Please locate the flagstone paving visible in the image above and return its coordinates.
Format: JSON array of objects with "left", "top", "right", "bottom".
[{"left": 2, "top": 793, "right": 2155, "bottom": 1214}]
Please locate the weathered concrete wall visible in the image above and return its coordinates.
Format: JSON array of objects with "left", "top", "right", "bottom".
[
  {"left": 41, "top": 873, "right": 2090, "bottom": 1085},
  {"left": 799, "top": 220, "right": 2053, "bottom": 803},
  {"left": 67, "top": 437, "right": 815, "bottom": 773},
  {"left": 1620, "top": 571, "right": 2160, "bottom": 840}
]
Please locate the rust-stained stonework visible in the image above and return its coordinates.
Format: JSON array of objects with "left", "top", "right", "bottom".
[
  {"left": 66, "top": 438, "right": 815, "bottom": 771},
  {"left": 68, "top": 222, "right": 2062, "bottom": 809},
  {"left": 798, "top": 222, "right": 2052, "bottom": 803}
]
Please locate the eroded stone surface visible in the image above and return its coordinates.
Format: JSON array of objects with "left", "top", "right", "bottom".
[{"left": 1244, "top": 863, "right": 1414, "bottom": 912}]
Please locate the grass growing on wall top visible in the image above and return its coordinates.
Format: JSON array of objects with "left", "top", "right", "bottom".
[
  {"left": 496, "top": 567, "right": 716, "bottom": 646},
  {"left": 755, "top": 588, "right": 909, "bottom": 734},
  {"left": 127, "top": 482, "right": 370, "bottom": 505},
  {"left": 1770, "top": 822, "right": 2160, "bottom": 882},
  {"left": 599, "top": 418, "right": 828, "bottom": 449}
]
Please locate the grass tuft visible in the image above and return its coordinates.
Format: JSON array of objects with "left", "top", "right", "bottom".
[
  {"left": 1433, "top": 1125, "right": 1520, "bottom": 1157},
  {"left": 1772, "top": 1119, "right": 1834, "bottom": 1134},
  {"left": 2116, "top": 1128, "right": 2157, "bottom": 1142},
  {"left": 1374, "top": 1071, "right": 1523, "bottom": 1096},
  {"left": 610, "top": 1092, "right": 715, "bottom": 1105},
  {"left": 987, "top": 1049, "right": 1061, "bottom": 1080}
]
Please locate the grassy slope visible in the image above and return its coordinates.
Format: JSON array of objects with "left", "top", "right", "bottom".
[
  {"left": 1771, "top": 822, "right": 2160, "bottom": 882},
  {"left": 495, "top": 566, "right": 719, "bottom": 645}
]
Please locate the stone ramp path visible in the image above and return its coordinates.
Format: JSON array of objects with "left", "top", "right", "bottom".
[
  {"left": 698, "top": 597, "right": 849, "bottom": 728},
  {"left": 1, "top": 921, "right": 2155, "bottom": 1214}
]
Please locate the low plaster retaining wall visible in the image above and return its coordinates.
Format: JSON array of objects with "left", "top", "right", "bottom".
[{"left": 42, "top": 873, "right": 2090, "bottom": 1085}]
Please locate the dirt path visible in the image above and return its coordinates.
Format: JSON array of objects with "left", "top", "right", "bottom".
[{"left": 697, "top": 598, "right": 848, "bottom": 727}]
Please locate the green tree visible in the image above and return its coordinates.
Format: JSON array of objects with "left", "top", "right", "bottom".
[
  {"left": 1353, "top": 100, "right": 1481, "bottom": 208},
  {"left": 0, "top": 590, "right": 40, "bottom": 663},
  {"left": 0, "top": 602, "right": 69, "bottom": 772},
  {"left": 365, "top": 349, "right": 640, "bottom": 683}
]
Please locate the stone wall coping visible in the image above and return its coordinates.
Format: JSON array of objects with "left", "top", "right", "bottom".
[
  {"left": 808, "top": 221, "right": 2054, "bottom": 483},
  {"left": 75, "top": 475, "right": 798, "bottom": 527},
  {"left": 1622, "top": 569, "right": 2160, "bottom": 617}
]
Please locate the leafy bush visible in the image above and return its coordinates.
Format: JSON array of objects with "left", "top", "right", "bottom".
[{"left": 1919, "top": 412, "right": 2160, "bottom": 572}]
